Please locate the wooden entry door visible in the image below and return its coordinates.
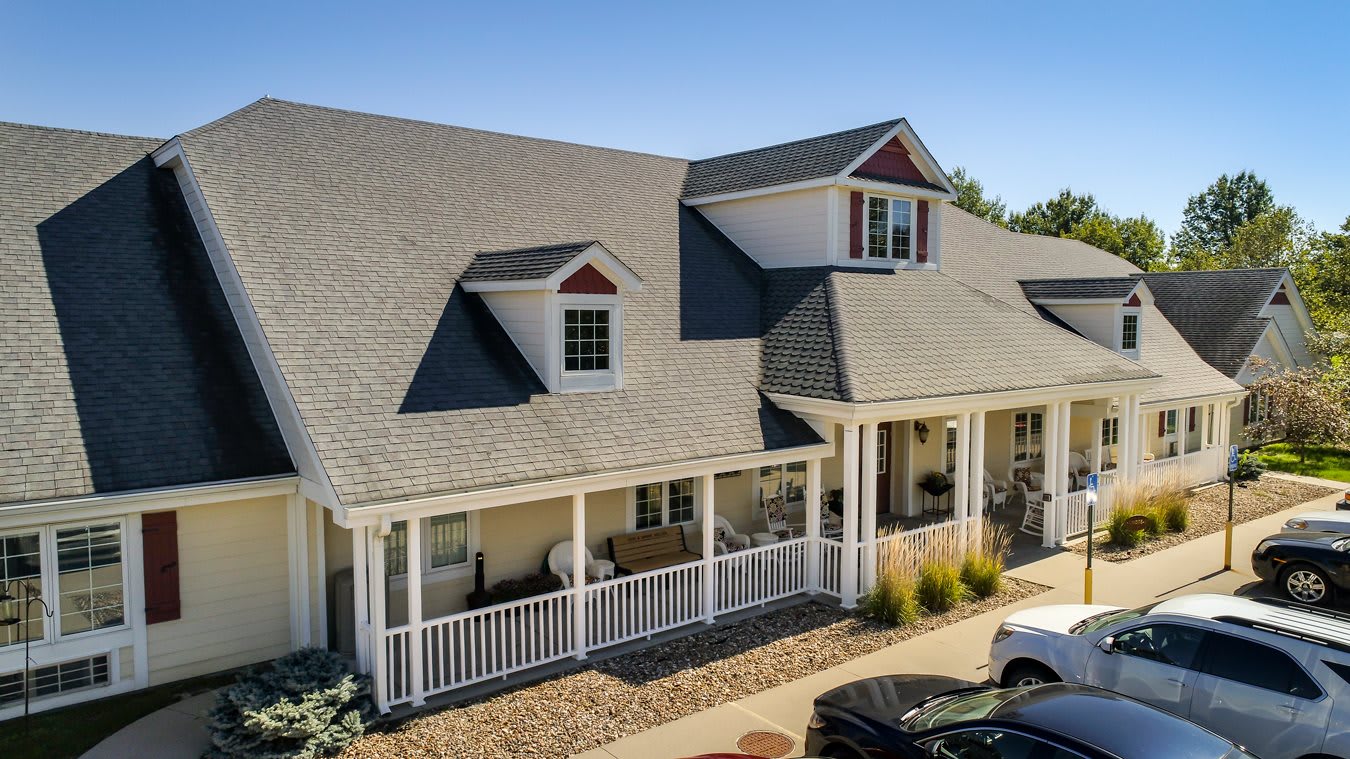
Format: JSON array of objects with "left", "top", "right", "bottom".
[{"left": 876, "top": 422, "right": 892, "bottom": 513}]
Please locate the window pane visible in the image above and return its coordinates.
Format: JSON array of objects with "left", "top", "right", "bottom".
[
  {"left": 386, "top": 521, "right": 408, "bottom": 576},
  {"left": 563, "top": 308, "right": 612, "bottom": 373},
  {"left": 758, "top": 465, "right": 783, "bottom": 503},
  {"left": 1201, "top": 633, "right": 1321, "bottom": 698},
  {"left": 1, "top": 532, "right": 43, "bottom": 646},
  {"left": 926, "top": 729, "right": 1061, "bottom": 758},
  {"left": 636, "top": 483, "right": 663, "bottom": 530},
  {"left": 1013, "top": 412, "right": 1028, "bottom": 462},
  {"left": 891, "top": 199, "right": 912, "bottom": 260},
  {"left": 867, "top": 197, "right": 889, "bottom": 258},
  {"left": 56, "top": 524, "right": 124, "bottom": 636},
  {"left": 1029, "top": 413, "right": 1044, "bottom": 459},
  {"left": 1112, "top": 624, "right": 1206, "bottom": 669},
  {"left": 945, "top": 421, "right": 957, "bottom": 473},
  {"left": 428, "top": 514, "right": 469, "bottom": 568},
  {"left": 668, "top": 479, "right": 695, "bottom": 524},
  {"left": 1122, "top": 313, "right": 1139, "bottom": 350},
  {"left": 785, "top": 462, "right": 807, "bottom": 504}
]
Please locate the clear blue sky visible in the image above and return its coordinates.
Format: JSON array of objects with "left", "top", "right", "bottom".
[{"left": 4, "top": 1, "right": 1347, "bottom": 237}]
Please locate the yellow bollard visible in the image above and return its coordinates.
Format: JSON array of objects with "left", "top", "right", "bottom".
[
  {"left": 1224, "top": 521, "right": 1233, "bottom": 570},
  {"left": 1084, "top": 567, "right": 1093, "bottom": 604}
]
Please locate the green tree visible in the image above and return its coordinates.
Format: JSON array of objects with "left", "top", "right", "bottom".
[
  {"left": 1216, "top": 206, "right": 1315, "bottom": 271},
  {"left": 1067, "top": 214, "right": 1167, "bottom": 271},
  {"left": 1009, "top": 189, "right": 1100, "bottom": 237},
  {"left": 1246, "top": 360, "right": 1350, "bottom": 464},
  {"left": 948, "top": 166, "right": 1007, "bottom": 226},
  {"left": 1303, "top": 216, "right": 1350, "bottom": 331},
  {"left": 1172, "top": 171, "right": 1275, "bottom": 268}
]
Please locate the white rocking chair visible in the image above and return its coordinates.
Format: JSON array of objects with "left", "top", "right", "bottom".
[
  {"left": 819, "top": 492, "right": 844, "bottom": 539},
  {"left": 763, "top": 494, "right": 805, "bottom": 540}
]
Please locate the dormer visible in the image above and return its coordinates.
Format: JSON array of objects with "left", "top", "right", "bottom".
[
  {"left": 460, "top": 241, "right": 642, "bottom": 393},
  {"left": 1259, "top": 271, "right": 1315, "bottom": 367},
  {"left": 1021, "top": 277, "right": 1152, "bottom": 360},
  {"left": 682, "top": 119, "right": 957, "bottom": 271}
]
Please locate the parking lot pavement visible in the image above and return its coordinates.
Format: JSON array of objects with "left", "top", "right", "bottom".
[{"left": 577, "top": 489, "right": 1346, "bottom": 759}]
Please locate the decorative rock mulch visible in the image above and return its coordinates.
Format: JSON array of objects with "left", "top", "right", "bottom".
[
  {"left": 1068, "top": 476, "right": 1338, "bottom": 563},
  {"left": 342, "top": 577, "right": 1047, "bottom": 759}
]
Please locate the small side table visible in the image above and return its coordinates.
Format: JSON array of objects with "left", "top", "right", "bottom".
[
  {"left": 751, "top": 532, "right": 780, "bottom": 548},
  {"left": 919, "top": 481, "right": 955, "bottom": 516},
  {"left": 588, "top": 559, "right": 616, "bottom": 583}
]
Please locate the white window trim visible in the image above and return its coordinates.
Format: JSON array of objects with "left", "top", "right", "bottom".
[
  {"left": 1101, "top": 416, "right": 1120, "bottom": 446},
  {"left": 877, "top": 429, "right": 889, "bottom": 475},
  {"left": 387, "top": 512, "right": 481, "bottom": 588},
  {"left": 550, "top": 293, "right": 623, "bottom": 393},
  {"left": 1118, "top": 307, "right": 1142, "bottom": 356},
  {"left": 752, "top": 462, "right": 809, "bottom": 516},
  {"left": 626, "top": 479, "right": 704, "bottom": 533},
  {"left": 1011, "top": 409, "right": 1045, "bottom": 463},
  {"left": 863, "top": 192, "right": 916, "bottom": 263},
  {"left": 0, "top": 517, "right": 131, "bottom": 652}
]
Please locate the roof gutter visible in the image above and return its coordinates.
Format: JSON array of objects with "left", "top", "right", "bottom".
[{"left": 0, "top": 474, "right": 300, "bottom": 529}]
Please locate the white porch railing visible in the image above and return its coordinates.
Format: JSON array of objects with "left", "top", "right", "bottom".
[
  {"left": 714, "top": 537, "right": 808, "bottom": 614},
  {"left": 876, "top": 518, "right": 966, "bottom": 557},
  {"left": 585, "top": 561, "right": 705, "bottom": 649},
  {"left": 814, "top": 538, "right": 844, "bottom": 598}
]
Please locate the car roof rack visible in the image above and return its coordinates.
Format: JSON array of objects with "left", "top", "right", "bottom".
[
  {"left": 1251, "top": 596, "right": 1350, "bottom": 623},
  {"left": 1214, "top": 612, "right": 1350, "bottom": 657}
]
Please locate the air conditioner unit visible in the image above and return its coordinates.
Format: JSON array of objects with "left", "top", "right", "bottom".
[{"left": 334, "top": 568, "right": 355, "bottom": 656}]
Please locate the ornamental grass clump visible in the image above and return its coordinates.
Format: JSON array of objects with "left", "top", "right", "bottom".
[
  {"left": 860, "top": 526, "right": 922, "bottom": 627},
  {"left": 1104, "top": 474, "right": 1190, "bottom": 546},
  {"left": 206, "top": 647, "right": 373, "bottom": 759},
  {"left": 961, "top": 522, "right": 1012, "bottom": 598},
  {"left": 914, "top": 523, "right": 969, "bottom": 613}
]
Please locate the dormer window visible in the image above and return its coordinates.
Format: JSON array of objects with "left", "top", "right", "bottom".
[
  {"left": 1121, "top": 312, "right": 1139, "bottom": 351},
  {"left": 459, "top": 240, "right": 642, "bottom": 394},
  {"left": 866, "top": 195, "right": 913, "bottom": 260}
]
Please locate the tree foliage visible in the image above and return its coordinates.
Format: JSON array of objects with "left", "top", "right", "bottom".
[
  {"left": 1303, "top": 216, "right": 1350, "bottom": 331},
  {"left": 948, "top": 166, "right": 1007, "bottom": 226},
  {"left": 1008, "top": 189, "right": 1100, "bottom": 237},
  {"left": 207, "top": 648, "right": 374, "bottom": 759},
  {"left": 1246, "top": 359, "right": 1350, "bottom": 464},
  {"left": 1172, "top": 171, "right": 1275, "bottom": 269},
  {"left": 1066, "top": 213, "right": 1167, "bottom": 271}
]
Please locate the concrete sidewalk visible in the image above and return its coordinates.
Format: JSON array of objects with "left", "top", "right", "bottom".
[
  {"left": 81, "top": 688, "right": 220, "bottom": 759},
  {"left": 576, "top": 486, "right": 1345, "bottom": 759}
]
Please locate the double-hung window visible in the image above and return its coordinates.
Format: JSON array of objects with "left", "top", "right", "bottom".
[
  {"left": 634, "top": 479, "right": 697, "bottom": 530},
  {"left": 562, "top": 307, "right": 611, "bottom": 373},
  {"left": 1, "top": 521, "right": 126, "bottom": 649},
  {"left": 1101, "top": 417, "right": 1119, "bottom": 446},
  {"left": 1012, "top": 411, "right": 1044, "bottom": 462},
  {"left": 757, "top": 462, "right": 807, "bottom": 510},
  {"left": 1121, "top": 312, "right": 1139, "bottom": 351},
  {"left": 866, "top": 195, "right": 913, "bottom": 260},
  {"left": 945, "top": 420, "right": 958, "bottom": 473},
  {"left": 1165, "top": 409, "right": 1178, "bottom": 435},
  {"left": 385, "top": 513, "right": 471, "bottom": 578}
]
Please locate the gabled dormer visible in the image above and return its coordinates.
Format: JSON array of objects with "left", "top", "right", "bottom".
[
  {"left": 1021, "top": 277, "right": 1152, "bottom": 360},
  {"left": 682, "top": 119, "right": 957, "bottom": 271},
  {"left": 460, "top": 241, "right": 642, "bottom": 393}
]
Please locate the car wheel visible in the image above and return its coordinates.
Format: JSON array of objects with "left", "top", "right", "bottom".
[
  {"left": 1001, "top": 661, "right": 1059, "bottom": 688},
  {"left": 1281, "top": 564, "right": 1332, "bottom": 606}
]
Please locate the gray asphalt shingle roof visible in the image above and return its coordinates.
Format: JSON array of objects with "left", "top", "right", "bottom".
[
  {"left": 761, "top": 267, "right": 1157, "bottom": 403},
  {"left": 683, "top": 119, "right": 900, "bottom": 198},
  {"left": 1020, "top": 277, "right": 1139, "bottom": 301},
  {"left": 177, "top": 99, "right": 819, "bottom": 505},
  {"left": 1135, "top": 269, "right": 1286, "bottom": 378},
  {"left": 0, "top": 122, "right": 292, "bottom": 505},
  {"left": 460, "top": 241, "right": 597, "bottom": 282},
  {"left": 940, "top": 207, "right": 1245, "bottom": 405}
]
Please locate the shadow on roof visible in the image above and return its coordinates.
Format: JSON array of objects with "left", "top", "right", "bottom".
[
  {"left": 679, "top": 206, "right": 764, "bottom": 341},
  {"left": 36, "top": 159, "right": 292, "bottom": 492},
  {"left": 398, "top": 285, "right": 544, "bottom": 414}
]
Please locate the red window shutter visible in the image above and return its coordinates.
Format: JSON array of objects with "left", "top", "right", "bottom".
[
  {"left": 916, "top": 201, "right": 930, "bottom": 263},
  {"left": 849, "top": 191, "right": 864, "bottom": 259},
  {"left": 1157, "top": 411, "right": 1166, "bottom": 437},
  {"left": 1188, "top": 407, "right": 1196, "bottom": 432},
  {"left": 142, "top": 511, "right": 181, "bottom": 624}
]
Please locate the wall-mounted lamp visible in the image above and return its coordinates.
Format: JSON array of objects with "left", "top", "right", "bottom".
[{"left": 914, "top": 421, "right": 930, "bottom": 444}]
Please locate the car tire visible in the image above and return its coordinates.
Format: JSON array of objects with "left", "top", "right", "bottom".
[
  {"left": 1001, "top": 661, "right": 1060, "bottom": 688},
  {"left": 1281, "top": 564, "right": 1333, "bottom": 606}
]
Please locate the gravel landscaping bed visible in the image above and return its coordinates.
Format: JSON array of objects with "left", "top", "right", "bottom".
[
  {"left": 342, "top": 577, "right": 1047, "bottom": 759},
  {"left": 1068, "top": 476, "right": 1338, "bottom": 563}
]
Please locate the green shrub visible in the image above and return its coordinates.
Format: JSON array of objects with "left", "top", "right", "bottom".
[
  {"left": 1235, "top": 452, "right": 1267, "bottom": 482},
  {"left": 1158, "top": 495, "right": 1190, "bottom": 532},
  {"left": 860, "top": 571, "right": 922, "bottom": 626},
  {"left": 206, "top": 647, "right": 373, "bottom": 759},
  {"left": 960, "top": 553, "right": 1003, "bottom": 598},
  {"left": 1107, "top": 508, "right": 1146, "bottom": 547},
  {"left": 916, "top": 560, "right": 968, "bottom": 613}
]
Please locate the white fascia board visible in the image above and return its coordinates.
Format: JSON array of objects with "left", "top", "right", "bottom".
[
  {"left": 152, "top": 138, "right": 341, "bottom": 511},
  {"left": 680, "top": 176, "right": 836, "bottom": 206},
  {"left": 765, "top": 377, "right": 1159, "bottom": 425},
  {"left": 341, "top": 439, "right": 836, "bottom": 525},
  {"left": 1127, "top": 279, "right": 1153, "bottom": 306},
  {"left": 1260, "top": 270, "right": 1317, "bottom": 338},
  {"left": 836, "top": 176, "right": 956, "bottom": 201},
  {"left": 1138, "top": 390, "right": 1247, "bottom": 410},
  {"left": 836, "top": 118, "right": 958, "bottom": 197},
  {"left": 1030, "top": 298, "right": 1123, "bottom": 306},
  {"left": 0, "top": 474, "right": 299, "bottom": 530},
  {"left": 545, "top": 242, "right": 643, "bottom": 292}
]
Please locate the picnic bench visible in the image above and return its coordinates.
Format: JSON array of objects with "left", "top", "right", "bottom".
[{"left": 607, "top": 526, "right": 701, "bottom": 575}]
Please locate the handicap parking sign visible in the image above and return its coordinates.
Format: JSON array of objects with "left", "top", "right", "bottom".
[
  {"left": 1086, "top": 472, "right": 1099, "bottom": 505},
  {"left": 1228, "top": 445, "right": 1240, "bottom": 473}
]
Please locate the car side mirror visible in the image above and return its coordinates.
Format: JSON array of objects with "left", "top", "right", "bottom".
[{"left": 1098, "top": 636, "right": 1115, "bottom": 654}]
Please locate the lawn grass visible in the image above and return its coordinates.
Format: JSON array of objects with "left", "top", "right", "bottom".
[
  {"left": 0, "top": 672, "right": 234, "bottom": 759},
  {"left": 1257, "top": 442, "right": 1350, "bottom": 483}
]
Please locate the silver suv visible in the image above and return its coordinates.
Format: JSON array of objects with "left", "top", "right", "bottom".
[{"left": 988, "top": 593, "right": 1350, "bottom": 759}]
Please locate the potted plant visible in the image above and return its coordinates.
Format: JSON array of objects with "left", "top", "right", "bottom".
[{"left": 489, "top": 572, "right": 563, "bottom": 605}]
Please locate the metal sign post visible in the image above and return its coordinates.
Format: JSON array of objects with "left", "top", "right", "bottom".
[
  {"left": 1225, "top": 445, "right": 1239, "bottom": 570},
  {"left": 1085, "top": 473, "right": 1099, "bottom": 603}
]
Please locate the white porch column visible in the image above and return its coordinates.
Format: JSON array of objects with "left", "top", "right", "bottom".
[
  {"left": 1041, "top": 402, "right": 1060, "bottom": 549},
  {"left": 405, "top": 516, "right": 425, "bottom": 705},
  {"left": 1177, "top": 405, "right": 1189, "bottom": 482},
  {"left": 841, "top": 423, "right": 860, "bottom": 608},
  {"left": 1138, "top": 407, "right": 1150, "bottom": 469},
  {"left": 286, "top": 493, "right": 311, "bottom": 650},
  {"left": 971, "top": 411, "right": 986, "bottom": 531},
  {"left": 805, "top": 458, "right": 821, "bottom": 594},
  {"left": 572, "top": 493, "right": 588, "bottom": 657},
  {"left": 1116, "top": 396, "right": 1132, "bottom": 478},
  {"left": 1091, "top": 415, "right": 1104, "bottom": 474},
  {"left": 351, "top": 527, "right": 370, "bottom": 674},
  {"left": 701, "top": 475, "right": 717, "bottom": 623},
  {"left": 1201, "top": 401, "right": 1212, "bottom": 450},
  {"left": 370, "top": 526, "right": 389, "bottom": 713},
  {"left": 954, "top": 411, "right": 971, "bottom": 547},
  {"left": 313, "top": 502, "right": 328, "bottom": 649},
  {"left": 861, "top": 422, "right": 879, "bottom": 593}
]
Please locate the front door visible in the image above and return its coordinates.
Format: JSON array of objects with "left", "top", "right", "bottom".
[{"left": 876, "top": 422, "right": 892, "bottom": 514}]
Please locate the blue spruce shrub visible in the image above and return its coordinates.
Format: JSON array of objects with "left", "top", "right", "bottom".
[{"left": 206, "top": 647, "right": 374, "bottom": 758}]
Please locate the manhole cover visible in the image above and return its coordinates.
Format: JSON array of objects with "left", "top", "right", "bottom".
[{"left": 736, "top": 729, "right": 794, "bottom": 758}]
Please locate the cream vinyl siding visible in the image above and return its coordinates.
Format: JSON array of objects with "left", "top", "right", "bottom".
[
  {"left": 118, "top": 645, "right": 134, "bottom": 682},
  {"left": 146, "top": 496, "right": 291, "bottom": 686},
  {"left": 1267, "top": 303, "right": 1312, "bottom": 367},
  {"left": 481, "top": 290, "right": 547, "bottom": 377},
  {"left": 697, "top": 188, "right": 829, "bottom": 268},
  {"left": 1043, "top": 304, "right": 1119, "bottom": 350}
]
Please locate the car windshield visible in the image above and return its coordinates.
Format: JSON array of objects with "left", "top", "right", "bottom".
[
  {"left": 1071, "top": 602, "right": 1162, "bottom": 635},
  {"left": 903, "top": 687, "right": 1032, "bottom": 731}
]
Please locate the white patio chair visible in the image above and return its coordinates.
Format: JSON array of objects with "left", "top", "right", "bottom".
[
  {"left": 1007, "top": 465, "right": 1044, "bottom": 508},
  {"left": 762, "top": 494, "right": 805, "bottom": 540},
  {"left": 709, "top": 514, "right": 751, "bottom": 555},
  {"left": 983, "top": 469, "right": 1008, "bottom": 511},
  {"left": 819, "top": 492, "right": 844, "bottom": 539},
  {"left": 1067, "top": 451, "right": 1092, "bottom": 490},
  {"left": 546, "top": 541, "right": 614, "bottom": 589}
]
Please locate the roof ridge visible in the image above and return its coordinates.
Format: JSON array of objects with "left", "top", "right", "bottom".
[
  {"left": 0, "top": 119, "right": 163, "bottom": 144},
  {"left": 689, "top": 118, "right": 902, "bottom": 165},
  {"left": 179, "top": 97, "right": 275, "bottom": 140},
  {"left": 186, "top": 97, "right": 691, "bottom": 163}
]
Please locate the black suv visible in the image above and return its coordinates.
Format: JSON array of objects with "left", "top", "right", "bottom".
[{"left": 1252, "top": 531, "right": 1350, "bottom": 605}]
